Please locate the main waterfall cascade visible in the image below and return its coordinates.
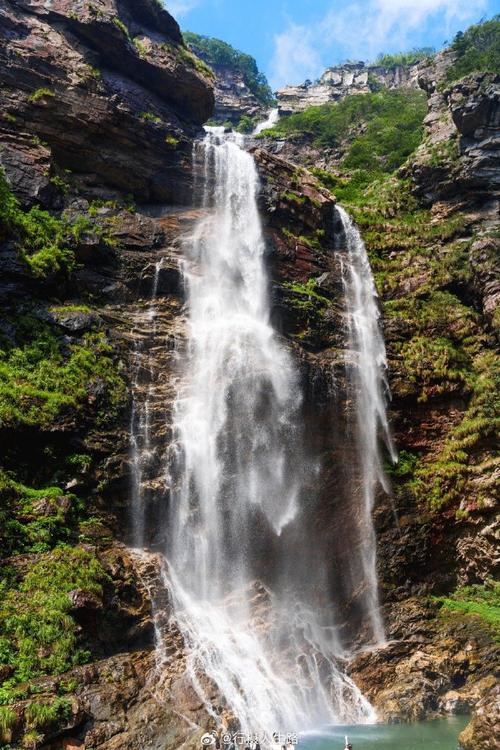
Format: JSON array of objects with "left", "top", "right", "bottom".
[{"left": 130, "top": 124, "right": 396, "bottom": 739}]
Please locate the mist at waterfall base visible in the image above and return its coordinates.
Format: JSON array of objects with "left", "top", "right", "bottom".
[{"left": 130, "top": 122, "right": 399, "bottom": 741}]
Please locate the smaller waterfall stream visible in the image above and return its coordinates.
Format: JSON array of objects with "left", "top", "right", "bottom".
[
  {"left": 337, "top": 205, "right": 397, "bottom": 644},
  {"left": 253, "top": 108, "right": 280, "bottom": 135}
]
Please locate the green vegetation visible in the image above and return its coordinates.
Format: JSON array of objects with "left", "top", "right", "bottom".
[
  {"left": 263, "top": 89, "right": 427, "bottom": 199},
  {"left": 280, "top": 191, "right": 306, "bottom": 206},
  {"left": 85, "top": 64, "right": 101, "bottom": 79},
  {"left": 112, "top": 17, "right": 131, "bottom": 41},
  {"left": 0, "top": 472, "right": 79, "bottom": 556},
  {"left": 0, "top": 316, "right": 126, "bottom": 429},
  {"left": 446, "top": 16, "right": 500, "bottom": 83},
  {"left": 140, "top": 111, "right": 161, "bottom": 124},
  {"left": 25, "top": 697, "right": 72, "bottom": 731},
  {"left": 374, "top": 47, "right": 434, "bottom": 67},
  {"left": 436, "top": 581, "right": 500, "bottom": 635},
  {"left": 164, "top": 134, "right": 179, "bottom": 147},
  {"left": 133, "top": 38, "right": 148, "bottom": 58},
  {"left": 235, "top": 115, "right": 259, "bottom": 134},
  {"left": 0, "top": 706, "right": 16, "bottom": 743},
  {"left": 282, "top": 277, "right": 330, "bottom": 312},
  {"left": 183, "top": 32, "right": 274, "bottom": 106},
  {"left": 415, "top": 351, "right": 499, "bottom": 510},
  {"left": 0, "top": 547, "right": 108, "bottom": 698},
  {"left": 0, "top": 171, "right": 116, "bottom": 277},
  {"left": 27, "top": 88, "right": 55, "bottom": 105},
  {"left": 176, "top": 43, "right": 215, "bottom": 79}
]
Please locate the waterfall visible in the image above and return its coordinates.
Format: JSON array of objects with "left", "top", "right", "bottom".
[
  {"left": 337, "top": 205, "right": 397, "bottom": 645},
  {"left": 130, "top": 258, "right": 164, "bottom": 548},
  {"left": 163, "top": 131, "right": 376, "bottom": 738},
  {"left": 253, "top": 108, "right": 280, "bottom": 135}
]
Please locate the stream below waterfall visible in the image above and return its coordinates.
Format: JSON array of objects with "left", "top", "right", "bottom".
[{"left": 300, "top": 717, "right": 469, "bottom": 750}]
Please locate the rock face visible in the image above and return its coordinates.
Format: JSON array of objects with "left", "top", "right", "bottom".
[
  {"left": 184, "top": 34, "right": 272, "bottom": 125},
  {"left": 196, "top": 59, "right": 265, "bottom": 124},
  {"left": 0, "top": 0, "right": 214, "bottom": 203},
  {"left": 277, "top": 61, "right": 420, "bottom": 115},
  {"left": 408, "top": 52, "right": 500, "bottom": 205}
]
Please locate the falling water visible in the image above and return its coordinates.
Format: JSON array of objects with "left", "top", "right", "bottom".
[
  {"left": 164, "top": 131, "right": 377, "bottom": 738},
  {"left": 130, "top": 258, "right": 164, "bottom": 547},
  {"left": 253, "top": 108, "right": 280, "bottom": 135},
  {"left": 337, "top": 205, "right": 397, "bottom": 645}
]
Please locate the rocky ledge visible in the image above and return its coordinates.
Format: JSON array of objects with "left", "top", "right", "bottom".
[{"left": 276, "top": 60, "right": 420, "bottom": 115}]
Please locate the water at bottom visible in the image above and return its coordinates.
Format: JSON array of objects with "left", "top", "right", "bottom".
[{"left": 299, "top": 717, "right": 469, "bottom": 750}]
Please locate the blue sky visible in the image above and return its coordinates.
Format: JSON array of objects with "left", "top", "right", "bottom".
[{"left": 165, "top": 0, "right": 499, "bottom": 89}]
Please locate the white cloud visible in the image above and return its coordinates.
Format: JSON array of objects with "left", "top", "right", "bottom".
[
  {"left": 270, "top": 0, "right": 488, "bottom": 89},
  {"left": 269, "top": 23, "right": 323, "bottom": 90},
  {"left": 165, "top": 0, "right": 199, "bottom": 19}
]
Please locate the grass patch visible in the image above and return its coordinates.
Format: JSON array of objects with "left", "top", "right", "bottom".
[
  {"left": 112, "top": 17, "right": 131, "bottom": 41},
  {"left": 282, "top": 278, "right": 330, "bottom": 311},
  {"left": 0, "top": 472, "right": 79, "bottom": 556},
  {"left": 27, "top": 88, "right": 55, "bottom": 105},
  {"left": 0, "top": 316, "right": 126, "bottom": 429},
  {"left": 25, "top": 697, "right": 72, "bottom": 730},
  {"left": 0, "top": 548, "right": 109, "bottom": 698},
  {"left": 0, "top": 706, "right": 16, "bottom": 742},
  {"left": 140, "top": 111, "right": 161, "bottom": 124},
  {"left": 374, "top": 48, "right": 435, "bottom": 67},
  {"left": 436, "top": 582, "right": 500, "bottom": 635}
]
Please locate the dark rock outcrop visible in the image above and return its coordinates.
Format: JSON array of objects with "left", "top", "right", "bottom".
[{"left": 0, "top": 0, "right": 214, "bottom": 204}]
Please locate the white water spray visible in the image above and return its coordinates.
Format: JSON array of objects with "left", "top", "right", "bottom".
[
  {"left": 337, "top": 205, "right": 397, "bottom": 644},
  {"left": 253, "top": 108, "right": 280, "bottom": 135},
  {"left": 165, "top": 132, "right": 376, "bottom": 737}
]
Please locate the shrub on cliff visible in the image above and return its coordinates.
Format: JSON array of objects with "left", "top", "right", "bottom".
[
  {"left": 446, "top": 15, "right": 500, "bottom": 83},
  {"left": 183, "top": 32, "right": 274, "bottom": 106},
  {"left": 0, "top": 317, "right": 126, "bottom": 429},
  {"left": 0, "top": 171, "right": 115, "bottom": 278},
  {"left": 262, "top": 89, "right": 427, "bottom": 179},
  {"left": 0, "top": 547, "right": 109, "bottom": 694}
]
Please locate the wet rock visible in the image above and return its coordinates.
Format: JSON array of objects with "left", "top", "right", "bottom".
[{"left": 459, "top": 683, "right": 500, "bottom": 750}]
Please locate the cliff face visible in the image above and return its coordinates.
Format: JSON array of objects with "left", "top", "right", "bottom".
[
  {"left": 194, "top": 59, "right": 265, "bottom": 124},
  {"left": 184, "top": 33, "right": 273, "bottom": 126},
  {"left": 0, "top": 2, "right": 214, "bottom": 748},
  {"left": 255, "top": 33, "right": 499, "bottom": 745},
  {"left": 0, "top": 6, "right": 498, "bottom": 749},
  {"left": 0, "top": 0, "right": 213, "bottom": 204},
  {"left": 277, "top": 60, "right": 420, "bottom": 115}
]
